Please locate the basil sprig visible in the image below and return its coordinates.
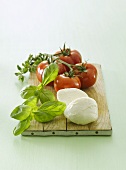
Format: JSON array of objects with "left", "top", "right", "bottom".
[{"left": 10, "top": 63, "right": 66, "bottom": 136}]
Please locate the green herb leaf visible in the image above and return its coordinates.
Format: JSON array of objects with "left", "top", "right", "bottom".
[
  {"left": 38, "top": 101, "right": 66, "bottom": 117},
  {"left": 13, "top": 118, "right": 30, "bottom": 136},
  {"left": 18, "top": 75, "right": 24, "bottom": 82},
  {"left": 42, "top": 63, "right": 58, "bottom": 86},
  {"left": 15, "top": 72, "right": 20, "bottom": 76},
  {"left": 17, "top": 65, "right": 22, "bottom": 71},
  {"left": 20, "top": 85, "right": 37, "bottom": 99},
  {"left": 22, "top": 67, "right": 28, "bottom": 73},
  {"left": 10, "top": 105, "right": 32, "bottom": 121},
  {"left": 39, "top": 89, "right": 55, "bottom": 103},
  {"left": 34, "top": 111, "right": 54, "bottom": 123},
  {"left": 33, "top": 101, "right": 66, "bottom": 122},
  {"left": 23, "top": 96, "right": 37, "bottom": 107},
  {"left": 15, "top": 53, "right": 53, "bottom": 82}
]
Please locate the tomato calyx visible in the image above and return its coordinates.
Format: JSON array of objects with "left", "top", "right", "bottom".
[
  {"left": 73, "top": 63, "right": 98, "bottom": 89},
  {"left": 74, "top": 63, "right": 87, "bottom": 73},
  {"left": 64, "top": 70, "right": 75, "bottom": 78},
  {"left": 54, "top": 73, "right": 81, "bottom": 92},
  {"left": 53, "top": 43, "right": 71, "bottom": 57},
  {"left": 54, "top": 58, "right": 88, "bottom": 78},
  {"left": 60, "top": 48, "right": 71, "bottom": 56}
]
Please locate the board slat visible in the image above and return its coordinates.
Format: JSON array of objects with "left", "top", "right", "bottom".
[
  {"left": 22, "top": 64, "right": 112, "bottom": 136},
  {"left": 43, "top": 115, "right": 67, "bottom": 131}
]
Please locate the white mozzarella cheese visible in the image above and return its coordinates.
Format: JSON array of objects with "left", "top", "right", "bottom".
[
  {"left": 57, "top": 88, "right": 88, "bottom": 106},
  {"left": 64, "top": 97, "right": 98, "bottom": 125}
]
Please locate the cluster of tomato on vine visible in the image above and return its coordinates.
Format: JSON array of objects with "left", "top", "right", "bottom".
[{"left": 15, "top": 44, "right": 97, "bottom": 91}]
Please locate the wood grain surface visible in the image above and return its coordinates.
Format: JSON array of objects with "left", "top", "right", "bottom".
[{"left": 22, "top": 64, "right": 112, "bottom": 136}]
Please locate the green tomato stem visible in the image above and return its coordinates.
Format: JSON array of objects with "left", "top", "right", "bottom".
[{"left": 53, "top": 58, "right": 73, "bottom": 71}]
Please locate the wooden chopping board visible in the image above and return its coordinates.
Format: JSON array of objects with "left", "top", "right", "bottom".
[{"left": 22, "top": 64, "right": 112, "bottom": 136}]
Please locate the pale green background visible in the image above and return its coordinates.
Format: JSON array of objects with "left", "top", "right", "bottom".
[{"left": 0, "top": 0, "right": 126, "bottom": 170}]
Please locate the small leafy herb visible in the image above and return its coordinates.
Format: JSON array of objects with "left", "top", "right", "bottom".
[
  {"left": 15, "top": 53, "right": 53, "bottom": 82},
  {"left": 11, "top": 63, "right": 66, "bottom": 136}
]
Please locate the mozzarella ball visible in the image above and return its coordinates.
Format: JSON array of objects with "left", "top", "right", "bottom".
[
  {"left": 57, "top": 88, "right": 88, "bottom": 106},
  {"left": 64, "top": 97, "right": 98, "bottom": 125}
]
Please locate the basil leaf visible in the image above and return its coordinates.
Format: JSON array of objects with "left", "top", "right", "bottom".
[
  {"left": 42, "top": 63, "right": 58, "bottom": 86},
  {"left": 23, "top": 96, "right": 37, "bottom": 107},
  {"left": 10, "top": 105, "right": 32, "bottom": 121},
  {"left": 38, "top": 101, "right": 66, "bottom": 117},
  {"left": 20, "top": 85, "right": 37, "bottom": 99},
  {"left": 33, "top": 101, "right": 66, "bottom": 122},
  {"left": 13, "top": 118, "right": 30, "bottom": 136},
  {"left": 39, "top": 89, "right": 56, "bottom": 103},
  {"left": 34, "top": 111, "right": 54, "bottom": 123}
]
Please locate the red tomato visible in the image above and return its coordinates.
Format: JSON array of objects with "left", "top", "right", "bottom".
[
  {"left": 74, "top": 63, "right": 97, "bottom": 89},
  {"left": 57, "top": 63, "right": 67, "bottom": 74},
  {"left": 55, "top": 49, "right": 82, "bottom": 71},
  {"left": 54, "top": 74, "right": 81, "bottom": 92},
  {"left": 36, "top": 60, "right": 49, "bottom": 82},
  {"left": 59, "top": 55, "right": 74, "bottom": 71},
  {"left": 69, "top": 50, "right": 82, "bottom": 64},
  {"left": 36, "top": 61, "right": 54, "bottom": 86},
  {"left": 36, "top": 61, "right": 67, "bottom": 85}
]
